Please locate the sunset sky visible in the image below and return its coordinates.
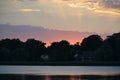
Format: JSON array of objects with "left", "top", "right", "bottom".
[{"left": 0, "top": 0, "right": 120, "bottom": 44}]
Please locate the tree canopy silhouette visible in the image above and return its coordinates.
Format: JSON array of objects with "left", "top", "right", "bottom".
[
  {"left": 96, "top": 32, "right": 120, "bottom": 61},
  {"left": 81, "top": 35, "right": 103, "bottom": 51},
  {"left": 47, "top": 40, "right": 73, "bottom": 61},
  {"left": 0, "top": 32, "right": 120, "bottom": 63}
]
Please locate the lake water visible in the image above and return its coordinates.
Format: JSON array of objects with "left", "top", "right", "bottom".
[
  {"left": 0, "top": 66, "right": 120, "bottom": 75},
  {"left": 0, "top": 66, "right": 120, "bottom": 80}
]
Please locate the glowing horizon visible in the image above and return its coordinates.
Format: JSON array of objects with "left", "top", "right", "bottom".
[{"left": 0, "top": 24, "right": 108, "bottom": 47}]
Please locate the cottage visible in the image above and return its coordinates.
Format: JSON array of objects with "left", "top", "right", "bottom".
[{"left": 76, "top": 51, "right": 96, "bottom": 62}]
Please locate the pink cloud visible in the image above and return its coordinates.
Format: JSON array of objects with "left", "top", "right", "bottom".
[{"left": 0, "top": 24, "right": 107, "bottom": 46}]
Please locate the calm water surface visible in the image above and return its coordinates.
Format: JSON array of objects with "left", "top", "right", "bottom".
[
  {"left": 0, "top": 66, "right": 120, "bottom": 80},
  {"left": 0, "top": 66, "right": 120, "bottom": 75}
]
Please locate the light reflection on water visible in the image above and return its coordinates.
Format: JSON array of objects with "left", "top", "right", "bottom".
[
  {"left": 0, "top": 74, "right": 120, "bottom": 80},
  {"left": 0, "top": 66, "right": 120, "bottom": 80},
  {"left": 0, "top": 66, "right": 120, "bottom": 75}
]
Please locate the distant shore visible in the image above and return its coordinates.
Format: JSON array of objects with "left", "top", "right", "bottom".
[
  {"left": 0, "top": 74, "right": 120, "bottom": 80},
  {"left": 0, "top": 61, "right": 120, "bottom": 66}
]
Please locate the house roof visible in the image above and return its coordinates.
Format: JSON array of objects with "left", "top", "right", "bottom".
[{"left": 78, "top": 51, "right": 96, "bottom": 58}]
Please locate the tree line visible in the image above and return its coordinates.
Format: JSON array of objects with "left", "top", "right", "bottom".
[{"left": 0, "top": 32, "right": 120, "bottom": 62}]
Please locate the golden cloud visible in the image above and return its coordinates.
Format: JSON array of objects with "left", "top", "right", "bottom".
[
  {"left": 20, "top": 8, "right": 41, "bottom": 12},
  {"left": 18, "top": 0, "right": 120, "bottom": 15},
  {"left": 67, "top": 0, "right": 120, "bottom": 15}
]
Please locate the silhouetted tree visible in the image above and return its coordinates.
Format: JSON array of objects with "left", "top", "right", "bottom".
[
  {"left": 105, "top": 32, "right": 120, "bottom": 61},
  {"left": 70, "top": 42, "right": 81, "bottom": 60},
  {"left": 47, "top": 40, "right": 74, "bottom": 61},
  {"left": 96, "top": 32, "right": 120, "bottom": 61},
  {"left": 81, "top": 35, "right": 103, "bottom": 51},
  {"left": 0, "top": 47, "right": 10, "bottom": 61},
  {"left": 0, "top": 39, "right": 24, "bottom": 61},
  {"left": 24, "top": 39, "right": 46, "bottom": 61},
  {"left": 12, "top": 48, "right": 29, "bottom": 61},
  {"left": 96, "top": 43, "right": 114, "bottom": 61},
  {"left": 0, "top": 38, "right": 47, "bottom": 62},
  {"left": 0, "top": 32, "right": 120, "bottom": 63},
  {"left": 0, "top": 38, "right": 23, "bottom": 51}
]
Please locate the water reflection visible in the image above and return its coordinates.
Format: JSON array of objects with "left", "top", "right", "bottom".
[
  {"left": 0, "top": 74, "right": 120, "bottom": 80},
  {"left": 0, "top": 66, "right": 120, "bottom": 80},
  {"left": 0, "top": 66, "right": 120, "bottom": 75}
]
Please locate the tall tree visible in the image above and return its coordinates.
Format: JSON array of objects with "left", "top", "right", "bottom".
[
  {"left": 24, "top": 39, "right": 46, "bottom": 61},
  {"left": 104, "top": 32, "right": 120, "bottom": 61},
  {"left": 48, "top": 40, "right": 73, "bottom": 61},
  {"left": 0, "top": 38, "right": 23, "bottom": 61},
  {"left": 0, "top": 38, "right": 23, "bottom": 51},
  {"left": 96, "top": 43, "right": 114, "bottom": 61},
  {"left": 81, "top": 34, "right": 103, "bottom": 51},
  {"left": 96, "top": 32, "right": 120, "bottom": 61}
]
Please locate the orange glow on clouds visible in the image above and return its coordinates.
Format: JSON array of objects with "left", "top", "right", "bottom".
[
  {"left": 14, "top": 0, "right": 120, "bottom": 15},
  {"left": 19, "top": 0, "right": 120, "bottom": 16},
  {"left": 68, "top": 1, "right": 120, "bottom": 16},
  {"left": 94, "top": 9, "right": 120, "bottom": 15}
]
